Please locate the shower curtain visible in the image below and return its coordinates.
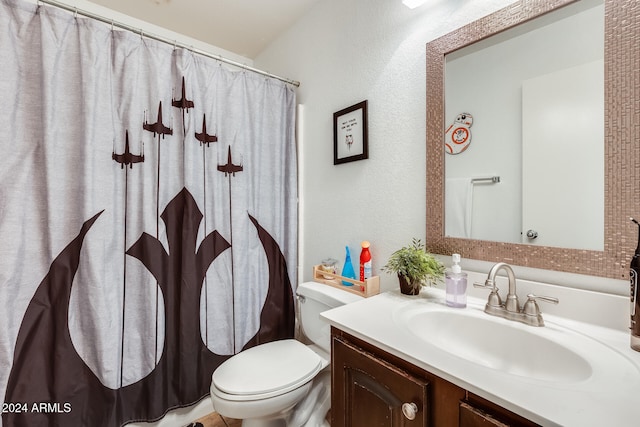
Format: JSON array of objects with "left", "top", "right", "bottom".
[{"left": 0, "top": 0, "right": 297, "bottom": 425}]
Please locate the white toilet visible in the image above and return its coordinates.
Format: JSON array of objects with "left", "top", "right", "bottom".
[{"left": 210, "top": 281, "right": 363, "bottom": 427}]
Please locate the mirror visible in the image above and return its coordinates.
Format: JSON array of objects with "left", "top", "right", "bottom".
[
  {"left": 426, "top": 0, "right": 640, "bottom": 280},
  {"left": 444, "top": 0, "right": 603, "bottom": 251}
]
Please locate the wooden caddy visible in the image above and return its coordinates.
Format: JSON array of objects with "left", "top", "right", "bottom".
[{"left": 312, "top": 265, "right": 380, "bottom": 298}]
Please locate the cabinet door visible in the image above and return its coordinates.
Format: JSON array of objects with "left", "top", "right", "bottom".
[{"left": 332, "top": 337, "right": 429, "bottom": 427}]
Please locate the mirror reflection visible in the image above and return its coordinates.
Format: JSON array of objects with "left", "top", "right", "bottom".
[{"left": 444, "top": 0, "right": 604, "bottom": 251}]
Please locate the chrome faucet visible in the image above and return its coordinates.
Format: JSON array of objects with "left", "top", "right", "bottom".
[{"left": 474, "top": 262, "right": 559, "bottom": 327}]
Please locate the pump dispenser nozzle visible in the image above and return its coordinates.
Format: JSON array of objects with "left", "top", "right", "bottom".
[{"left": 451, "top": 253, "right": 461, "bottom": 274}]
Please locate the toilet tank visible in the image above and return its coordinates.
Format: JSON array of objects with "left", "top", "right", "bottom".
[{"left": 297, "top": 281, "right": 363, "bottom": 353}]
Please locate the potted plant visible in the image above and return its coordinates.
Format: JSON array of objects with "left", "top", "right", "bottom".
[{"left": 381, "top": 238, "right": 445, "bottom": 295}]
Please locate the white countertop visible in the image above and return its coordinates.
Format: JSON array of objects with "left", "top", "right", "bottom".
[{"left": 321, "top": 288, "right": 640, "bottom": 427}]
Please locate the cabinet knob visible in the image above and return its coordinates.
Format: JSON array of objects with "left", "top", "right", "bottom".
[{"left": 401, "top": 402, "right": 418, "bottom": 420}]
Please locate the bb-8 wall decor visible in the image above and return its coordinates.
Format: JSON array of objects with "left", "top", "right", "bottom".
[{"left": 445, "top": 113, "right": 473, "bottom": 155}]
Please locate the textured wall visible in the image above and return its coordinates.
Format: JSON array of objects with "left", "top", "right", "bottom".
[{"left": 256, "top": 0, "right": 517, "bottom": 291}]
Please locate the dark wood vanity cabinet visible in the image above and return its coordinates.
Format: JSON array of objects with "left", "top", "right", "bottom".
[{"left": 331, "top": 328, "right": 539, "bottom": 427}]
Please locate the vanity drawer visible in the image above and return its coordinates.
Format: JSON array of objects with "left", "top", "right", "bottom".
[
  {"left": 460, "top": 396, "right": 539, "bottom": 427},
  {"left": 460, "top": 401, "right": 509, "bottom": 427}
]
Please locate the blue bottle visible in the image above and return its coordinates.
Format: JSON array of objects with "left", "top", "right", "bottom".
[{"left": 341, "top": 246, "right": 356, "bottom": 286}]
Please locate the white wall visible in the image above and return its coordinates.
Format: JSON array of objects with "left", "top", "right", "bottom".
[{"left": 255, "top": 0, "right": 522, "bottom": 291}]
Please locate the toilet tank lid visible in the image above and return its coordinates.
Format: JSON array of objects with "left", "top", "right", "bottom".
[
  {"left": 212, "top": 339, "right": 325, "bottom": 398},
  {"left": 296, "top": 281, "right": 364, "bottom": 308}
]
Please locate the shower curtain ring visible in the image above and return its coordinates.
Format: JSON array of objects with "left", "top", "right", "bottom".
[
  {"left": 74, "top": 7, "right": 78, "bottom": 19},
  {"left": 111, "top": 19, "right": 115, "bottom": 32}
]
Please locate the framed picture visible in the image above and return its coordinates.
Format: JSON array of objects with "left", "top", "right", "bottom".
[{"left": 333, "top": 100, "right": 368, "bottom": 165}]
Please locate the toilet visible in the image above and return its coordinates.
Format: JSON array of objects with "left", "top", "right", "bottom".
[{"left": 210, "top": 281, "right": 363, "bottom": 427}]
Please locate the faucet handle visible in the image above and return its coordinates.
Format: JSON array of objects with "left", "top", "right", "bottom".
[
  {"left": 473, "top": 280, "right": 495, "bottom": 289},
  {"left": 474, "top": 280, "right": 502, "bottom": 308},
  {"left": 523, "top": 294, "right": 559, "bottom": 316}
]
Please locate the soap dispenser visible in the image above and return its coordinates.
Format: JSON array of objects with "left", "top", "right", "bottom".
[{"left": 445, "top": 254, "right": 467, "bottom": 308}]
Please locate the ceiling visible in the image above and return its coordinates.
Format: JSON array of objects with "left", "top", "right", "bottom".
[{"left": 85, "top": 0, "right": 322, "bottom": 59}]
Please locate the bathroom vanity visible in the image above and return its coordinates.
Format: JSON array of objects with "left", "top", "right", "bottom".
[{"left": 322, "top": 287, "right": 640, "bottom": 426}]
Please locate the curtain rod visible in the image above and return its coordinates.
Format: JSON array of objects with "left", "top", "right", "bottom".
[{"left": 36, "top": 0, "right": 301, "bottom": 87}]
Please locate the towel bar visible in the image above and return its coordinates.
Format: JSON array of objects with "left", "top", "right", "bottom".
[{"left": 471, "top": 176, "right": 500, "bottom": 184}]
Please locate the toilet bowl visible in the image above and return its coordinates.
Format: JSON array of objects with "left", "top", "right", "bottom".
[{"left": 210, "top": 281, "right": 363, "bottom": 427}]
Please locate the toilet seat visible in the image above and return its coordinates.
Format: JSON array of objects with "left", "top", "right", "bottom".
[{"left": 212, "top": 339, "right": 327, "bottom": 401}]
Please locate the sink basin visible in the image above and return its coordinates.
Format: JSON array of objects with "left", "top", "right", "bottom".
[
  {"left": 401, "top": 308, "right": 591, "bottom": 382},
  {"left": 394, "top": 303, "right": 598, "bottom": 382}
]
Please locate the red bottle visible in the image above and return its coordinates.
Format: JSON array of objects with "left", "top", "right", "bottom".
[{"left": 359, "top": 241, "right": 372, "bottom": 282}]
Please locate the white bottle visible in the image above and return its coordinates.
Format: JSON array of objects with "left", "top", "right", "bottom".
[{"left": 445, "top": 254, "right": 467, "bottom": 308}]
